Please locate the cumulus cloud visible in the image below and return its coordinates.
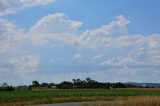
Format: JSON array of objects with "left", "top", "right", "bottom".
[
  {"left": 28, "top": 14, "right": 130, "bottom": 48},
  {"left": 0, "top": 19, "right": 23, "bottom": 53},
  {"left": 30, "top": 13, "right": 82, "bottom": 34},
  {"left": 147, "top": 35, "right": 160, "bottom": 65},
  {"left": 29, "top": 13, "right": 82, "bottom": 45},
  {"left": 79, "top": 15, "right": 129, "bottom": 48},
  {"left": 0, "top": 0, "right": 56, "bottom": 15},
  {"left": 27, "top": 13, "right": 160, "bottom": 67},
  {"left": 1, "top": 12, "right": 160, "bottom": 84},
  {"left": 113, "top": 35, "right": 146, "bottom": 48}
]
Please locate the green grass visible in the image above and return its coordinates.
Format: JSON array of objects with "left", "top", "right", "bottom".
[
  {"left": 0, "top": 88, "right": 160, "bottom": 105},
  {"left": 0, "top": 89, "right": 160, "bottom": 101}
]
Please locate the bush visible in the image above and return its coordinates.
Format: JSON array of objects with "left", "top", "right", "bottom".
[{"left": 0, "top": 86, "right": 15, "bottom": 91}]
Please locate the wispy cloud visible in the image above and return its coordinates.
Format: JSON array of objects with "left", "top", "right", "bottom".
[
  {"left": 0, "top": 0, "right": 56, "bottom": 15},
  {"left": 74, "top": 53, "right": 83, "bottom": 63}
]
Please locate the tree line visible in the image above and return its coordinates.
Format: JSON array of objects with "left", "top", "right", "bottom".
[
  {"left": 0, "top": 78, "right": 151, "bottom": 91},
  {"left": 57, "top": 78, "right": 126, "bottom": 89},
  {"left": 31, "top": 78, "right": 126, "bottom": 89}
]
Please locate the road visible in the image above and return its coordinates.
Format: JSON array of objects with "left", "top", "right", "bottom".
[{"left": 33, "top": 101, "right": 112, "bottom": 106}]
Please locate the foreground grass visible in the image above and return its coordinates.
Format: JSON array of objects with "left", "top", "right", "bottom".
[
  {"left": 82, "top": 96, "right": 160, "bottom": 106},
  {"left": 0, "top": 88, "right": 160, "bottom": 106}
]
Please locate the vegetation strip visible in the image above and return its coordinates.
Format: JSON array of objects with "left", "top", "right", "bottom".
[{"left": 0, "top": 89, "right": 160, "bottom": 106}]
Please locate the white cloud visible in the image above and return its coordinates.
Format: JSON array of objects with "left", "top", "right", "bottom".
[
  {"left": 147, "top": 35, "right": 160, "bottom": 65},
  {"left": 92, "top": 54, "right": 103, "bottom": 63},
  {"left": 0, "top": 19, "right": 23, "bottom": 53},
  {"left": 29, "top": 14, "right": 130, "bottom": 48},
  {"left": 20, "top": 0, "right": 56, "bottom": 6},
  {"left": 1, "top": 12, "right": 160, "bottom": 84},
  {"left": 28, "top": 14, "right": 131, "bottom": 48},
  {"left": 28, "top": 13, "right": 160, "bottom": 67},
  {"left": 29, "top": 13, "right": 82, "bottom": 45},
  {"left": 100, "top": 56, "right": 143, "bottom": 66},
  {"left": 30, "top": 13, "right": 82, "bottom": 34},
  {"left": 0, "top": 0, "right": 56, "bottom": 15},
  {"left": 92, "top": 54, "right": 103, "bottom": 60},
  {"left": 113, "top": 35, "right": 146, "bottom": 48},
  {"left": 10, "top": 54, "right": 39, "bottom": 74},
  {"left": 148, "top": 34, "right": 160, "bottom": 49},
  {"left": 79, "top": 15, "right": 129, "bottom": 48}
]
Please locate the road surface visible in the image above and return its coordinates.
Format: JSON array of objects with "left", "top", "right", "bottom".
[{"left": 33, "top": 101, "right": 112, "bottom": 106}]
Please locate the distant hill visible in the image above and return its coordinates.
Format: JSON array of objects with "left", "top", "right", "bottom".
[{"left": 125, "top": 82, "right": 160, "bottom": 88}]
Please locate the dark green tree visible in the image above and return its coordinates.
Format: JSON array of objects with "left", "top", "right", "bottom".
[{"left": 32, "top": 81, "right": 39, "bottom": 87}]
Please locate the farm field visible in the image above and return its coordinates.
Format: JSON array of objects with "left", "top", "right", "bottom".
[{"left": 0, "top": 88, "right": 160, "bottom": 106}]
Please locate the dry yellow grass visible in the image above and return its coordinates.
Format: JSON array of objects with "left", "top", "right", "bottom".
[
  {"left": 82, "top": 96, "right": 160, "bottom": 106},
  {"left": 0, "top": 96, "right": 113, "bottom": 106},
  {"left": 1, "top": 96, "right": 159, "bottom": 106}
]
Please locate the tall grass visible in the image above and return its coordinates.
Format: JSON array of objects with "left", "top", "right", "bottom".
[{"left": 82, "top": 96, "right": 160, "bottom": 106}]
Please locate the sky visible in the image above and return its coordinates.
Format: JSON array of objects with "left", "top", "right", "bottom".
[{"left": 0, "top": 0, "right": 160, "bottom": 85}]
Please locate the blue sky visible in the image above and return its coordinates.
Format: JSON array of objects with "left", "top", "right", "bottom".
[
  {"left": 4, "top": 0, "right": 160, "bottom": 34},
  {"left": 0, "top": 0, "right": 160, "bottom": 85}
]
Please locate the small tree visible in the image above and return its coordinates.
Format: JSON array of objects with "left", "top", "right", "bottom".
[
  {"left": 86, "top": 78, "right": 91, "bottom": 83},
  {"left": 32, "top": 81, "right": 39, "bottom": 87},
  {"left": 28, "top": 85, "right": 32, "bottom": 90},
  {"left": 72, "top": 79, "right": 76, "bottom": 84}
]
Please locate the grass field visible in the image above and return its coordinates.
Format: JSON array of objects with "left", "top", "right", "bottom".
[{"left": 0, "top": 88, "right": 160, "bottom": 106}]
